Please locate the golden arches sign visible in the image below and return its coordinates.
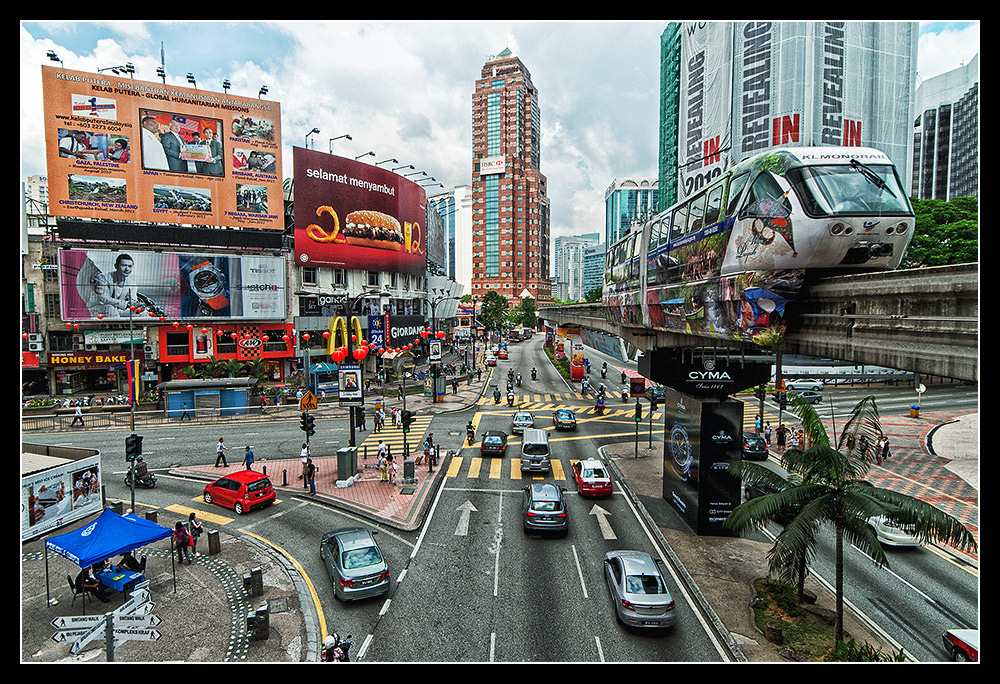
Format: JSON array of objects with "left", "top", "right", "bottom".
[{"left": 327, "top": 315, "right": 363, "bottom": 355}]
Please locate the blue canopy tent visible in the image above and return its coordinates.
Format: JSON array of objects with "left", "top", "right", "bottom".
[{"left": 44, "top": 507, "right": 175, "bottom": 605}]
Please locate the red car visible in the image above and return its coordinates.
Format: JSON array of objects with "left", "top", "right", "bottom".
[
  {"left": 572, "top": 458, "right": 613, "bottom": 497},
  {"left": 203, "top": 469, "right": 276, "bottom": 515},
  {"left": 497, "top": 349, "right": 508, "bottom": 359}
]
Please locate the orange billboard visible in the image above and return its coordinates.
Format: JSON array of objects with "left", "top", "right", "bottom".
[{"left": 40, "top": 66, "right": 283, "bottom": 230}]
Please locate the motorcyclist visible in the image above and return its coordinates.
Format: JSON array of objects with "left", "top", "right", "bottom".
[
  {"left": 595, "top": 395, "right": 606, "bottom": 414},
  {"left": 516, "top": 373, "right": 522, "bottom": 387},
  {"left": 531, "top": 367, "right": 537, "bottom": 380},
  {"left": 507, "top": 391, "right": 515, "bottom": 407},
  {"left": 508, "top": 368, "right": 514, "bottom": 381},
  {"left": 493, "top": 387, "right": 501, "bottom": 404},
  {"left": 581, "top": 377, "right": 589, "bottom": 396},
  {"left": 621, "top": 370, "right": 627, "bottom": 384},
  {"left": 466, "top": 421, "right": 476, "bottom": 444},
  {"left": 601, "top": 361, "right": 608, "bottom": 378}
]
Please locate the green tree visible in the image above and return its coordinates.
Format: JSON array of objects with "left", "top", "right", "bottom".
[
  {"left": 903, "top": 197, "right": 979, "bottom": 267},
  {"left": 479, "top": 290, "right": 509, "bottom": 338},
  {"left": 584, "top": 286, "right": 603, "bottom": 303},
  {"left": 726, "top": 394, "right": 977, "bottom": 645}
]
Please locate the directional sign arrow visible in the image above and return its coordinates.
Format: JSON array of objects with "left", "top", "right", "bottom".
[
  {"left": 52, "top": 615, "right": 103, "bottom": 629},
  {"left": 52, "top": 627, "right": 94, "bottom": 642},
  {"left": 70, "top": 614, "right": 111, "bottom": 655},
  {"left": 454, "top": 500, "right": 478, "bottom": 536},
  {"left": 114, "top": 613, "right": 162, "bottom": 628},
  {"left": 112, "top": 627, "right": 162, "bottom": 641},
  {"left": 589, "top": 504, "right": 617, "bottom": 540}
]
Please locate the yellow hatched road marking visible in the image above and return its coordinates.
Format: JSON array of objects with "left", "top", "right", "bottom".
[
  {"left": 171, "top": 502, "right": 233, "bottom": 526},
  {"left": 446, "top": 456, "right": 463, "bottom": 478}
]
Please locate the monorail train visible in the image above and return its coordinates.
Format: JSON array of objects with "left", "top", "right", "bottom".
[{"left": 603, "top": 146, "right": 914, "bottom": 346}]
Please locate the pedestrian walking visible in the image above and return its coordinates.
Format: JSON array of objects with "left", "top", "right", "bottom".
[
  {"left": 764, "top": 422, "right": 772, "bottom": 446},
  {"left": 880, "top": 436, "right": 891, "bottom": 462},
  {"left": 775, "top": 425, "right": 787, "bottom": 453},
  {"left": 452, "top": 377, "right": 458, "bottom": 395},
  {"left": 358, "top": 408, "right": 367, "bottom": 431},
  {"left": 243, "top": 446, "right": 255, "bottom": 470},
  {"left": 378, "top": 451, "right": 388, "bottom": 482},
  {"left": 300, "top": 443, "right": 310, "bottom": 486},
  {"left": 188, "top": 512, "right": 204, "bottom": 557},
  {"left": 215, "top": 438, "right": 230, "bottom": 467},
  {"left": 173, "top": 521, "right": 193, "bottom": 564},
  {"left": 180, "top": 401, "right": 191, "bottom": 421},
  {"left": 260, "top": 395, "right": 267, "bottom": 414},
  {"left": 70, "top": 404, "right": 85, "bottom": 427},
  {"left": 305, "top": 458, "right": 316, "bottom": 494},
  {"left": 755, "top": 413, "right": 762, "bottom": 433},
  {"left": 389, "top": 454, "right": 397, "bottom": 484}
]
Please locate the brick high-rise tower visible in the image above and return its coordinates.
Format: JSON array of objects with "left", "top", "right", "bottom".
[{"left": 471, "top": 48, "right": 551, "bottom": 308}]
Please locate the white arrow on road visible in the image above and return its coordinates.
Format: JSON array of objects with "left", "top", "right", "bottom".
[
  {"left": 589, "top": 504, "right": 617, "bottom": 540},
  {"left": 454, "top": 500, "right": 478, "bottom": 536}
]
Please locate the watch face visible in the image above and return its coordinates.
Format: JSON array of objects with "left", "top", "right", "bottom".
[
  {"left": 191, "top": 266, "right": 226, "bottom": 296},
  {"left": 668, "top": 422, "right": 692, "bottom": 481}
]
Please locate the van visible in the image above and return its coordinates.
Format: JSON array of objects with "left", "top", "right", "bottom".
[{"left": 520, "top": 428, "right": 550, "bottom": 473}]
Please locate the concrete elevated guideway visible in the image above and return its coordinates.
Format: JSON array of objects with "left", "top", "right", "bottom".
[{"left": 538, "top": 262, "right": 979, "bottom": 383}]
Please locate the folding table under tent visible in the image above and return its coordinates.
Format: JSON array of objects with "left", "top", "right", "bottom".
[{"left": 43, "top": 507, "right": 176, "bottom": 608}]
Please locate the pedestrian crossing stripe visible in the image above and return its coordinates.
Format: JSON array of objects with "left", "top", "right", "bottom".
[{"left": 446, "top": 456, "right": 578, "bottom": 481}]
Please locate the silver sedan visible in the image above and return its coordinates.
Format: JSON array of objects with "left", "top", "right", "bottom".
[{"left": 603, "top": 550, "right": 677, "bottom": 628}]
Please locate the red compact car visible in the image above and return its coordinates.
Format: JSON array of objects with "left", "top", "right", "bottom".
[
  {"left": 203, "top": 469, "right": 276, "bottom": 515},
  {"left": 572, "top": 458, "right": 613, "bottom": 497}
]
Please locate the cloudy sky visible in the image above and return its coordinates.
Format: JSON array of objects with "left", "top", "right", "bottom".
[{"left": 20, "top": 20, "right": 979, "bottom": 244}]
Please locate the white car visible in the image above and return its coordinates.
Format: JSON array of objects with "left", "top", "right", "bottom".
[
  {"left": 784, "top": 379, "right": 825, "bottom": 391},
  {"left": 868, "top": 516, "right": 922, "bottom": 547}
]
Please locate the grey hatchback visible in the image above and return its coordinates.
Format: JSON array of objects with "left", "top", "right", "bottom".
[
  {"left": 521, "top": 483, "right": 568, "bottom": 535},
  {"left": 320, "top": 527, "right": 390, "bottom": 601},
  {"left": 603, "top": 550, "right": 677, "bottom": 628}
]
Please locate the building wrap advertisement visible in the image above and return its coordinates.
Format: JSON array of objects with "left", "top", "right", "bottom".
[
  {"left": 40, "top": 66, "right": 283, "bottom": 229},
  {"left": 59, "top": 248, "right": 286, "bottom": 322},
  {"left": 678, "top": 21, "right": 917, "bottom": 202},
  {"left": 294, "top": 148, "right": 428, "bottom": 276}
]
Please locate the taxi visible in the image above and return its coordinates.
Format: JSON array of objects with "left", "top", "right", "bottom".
[
  {"left": 572, "top": 458, "right": 613, "bottom": 497},
  {"left": 552, "top": 408, "right": 577, "bottom": 430}
]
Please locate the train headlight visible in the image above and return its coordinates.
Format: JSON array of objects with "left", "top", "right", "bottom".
[
  {"left": 830, "top": 222, "right": 846, "bottom": 235},
  {"left": 895, "top": 222, "right": 909, "bottom": 234}
]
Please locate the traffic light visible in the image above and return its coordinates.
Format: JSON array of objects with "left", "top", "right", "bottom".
[
  {"left": 634, "top": 400, "right": 643, "bottom": 423},
  {"left": 401, "top": 410, "right": 414, "bottom": 433},
  {"left": 650, "top": 398, "right": 658, "bottom": 413},
  {"left": 300, "top": 411, "right": 316, "bottom": 436},
  {"left": 125, "top": 433, "right": 143, "bottom": 461},
  {"left": 754, "top": 385, "right": 766, "bottom": 401},
  {"left": 779, "top": 394, "right": 787, "bottom": 410}
]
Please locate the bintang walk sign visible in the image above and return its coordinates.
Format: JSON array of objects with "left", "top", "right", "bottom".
[{"left": 52, "top": 581, "right": 161, "bottom": 660}]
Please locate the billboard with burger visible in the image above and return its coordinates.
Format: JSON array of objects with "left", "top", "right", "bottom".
[{"left": 293, "top": 148, "right": 427, "bottom": 276}]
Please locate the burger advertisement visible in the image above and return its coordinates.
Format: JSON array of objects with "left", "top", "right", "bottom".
[{"left": 293, "top": 147, "right": 427, "bottom": 276}]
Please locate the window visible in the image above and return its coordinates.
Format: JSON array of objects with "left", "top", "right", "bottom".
[
  {"left": 367, "top": 271, "right": 381, "bottom": 287},
  {"left": 742, "top": 173, "right": 792, "bottom": 218},
  {"left": 302, "top": 267, "right": 317, "bottom": 285},
  {"left": 332, "top": 268, "right": 346, "bottom": 286},
  {"left": 726, "top": 173, "right": 750, "bottom": 217},
  {"left": 670, "top": 206, "right": 687, "bottom": 242},
  {"left": 704, "top": 183, "right": 724, "bottom": 225},
  {"left": 688, "top": 193, "right": 706, "bottom": 233}
]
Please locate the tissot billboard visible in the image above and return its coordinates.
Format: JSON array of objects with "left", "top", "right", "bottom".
[
  {"left": 293, "top": 148, "right": 427, "bottom": 275},
  {"left": 40, "top": 66, "right": 283, "bottom": 229}
]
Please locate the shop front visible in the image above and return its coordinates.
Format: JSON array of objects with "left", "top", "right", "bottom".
[
  {"left": 156, "top": 322, "right": 295, "bottom": 383},
  {"left": 47, "top": 350, "right": 148, "bottom": 397}
]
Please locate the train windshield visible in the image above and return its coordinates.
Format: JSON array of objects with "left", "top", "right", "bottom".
[{"left": 786, "top": 163, "right": 912, "bottom": 217}]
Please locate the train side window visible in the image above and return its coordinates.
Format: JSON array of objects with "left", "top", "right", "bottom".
[
  {"left": 670, "top": 206, "right": 687, "bottom": 242},
  {"left": 705, "top": 184, "right": 724, "bottom": 225},
  {"left": 688, "top": 193, "right": 706, "bottom": 233},
  {"left": 726, "top": 173, "right": 750, "bottom": 217}
]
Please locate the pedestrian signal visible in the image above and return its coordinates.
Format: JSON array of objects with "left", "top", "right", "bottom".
[
  {"left": 634, "top": 401, "right": 643, "bottom": 423},
  {"left": 401, "top": 410, "right": 414, "bottom": 433}
]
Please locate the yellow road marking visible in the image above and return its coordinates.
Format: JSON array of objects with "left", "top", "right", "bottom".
[{"left": 172, "top": 502, "right": 234, "bottom": 526}]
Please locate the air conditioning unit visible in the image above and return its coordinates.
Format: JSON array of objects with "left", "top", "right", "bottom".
[
  {"left": 85, "top": 344, "right": 98, "bottom": 351},
  {"left": 28, "top": 333, "right": 43, "bottom": 343},
  {"left": 73, "top": 343, "right": 85, "bottom": 351},
  {"left": 28, "top": 342, "right": 44, "bottom": 352}
]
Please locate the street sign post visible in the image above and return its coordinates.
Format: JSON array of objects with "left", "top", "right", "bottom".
[
  {"left": 299, "top": 390, "right": 318, "bottom": 411},
  {"left": 64, "top": 583, "right": 157, "bottom": 659}
]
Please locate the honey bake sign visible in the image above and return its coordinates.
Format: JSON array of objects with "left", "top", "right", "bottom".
[{"left": 293, "top": 147, "right": 427, "bottom": 276}]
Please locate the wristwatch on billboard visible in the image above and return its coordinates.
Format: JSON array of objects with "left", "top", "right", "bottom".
[{"left": 188, "top": 260, "right": 229, "bottom": 310}]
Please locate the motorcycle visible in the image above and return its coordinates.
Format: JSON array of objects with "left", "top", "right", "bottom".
[
  {"left": 467, "top": 426, "right": 476, "bottom": 446},
  {"left": 621, "top": 389, "right": 629, "bottom": 402},
  {"left": 600, "top": 368, "right": 607, "bottom": 379},
  {"left": 493, "top": 391, "right": 501, "bottom": 405},
  {"left": 516, "top": 374, "right": 522, "bottom": 387},
  {"left": 124, "top": 459, "right": 156, "bottom": 489},
  {"left": 507, "top": 393, "right": 515, "bottom": 407},
  {"left": 322, "top": 633, "right": 353, "bottom": 662},
  {"left": 531, "top": 368, "right": 537, "bottom": 381},
  {"left": 595, "top": 401, "right": 605, "bottom": 415}
]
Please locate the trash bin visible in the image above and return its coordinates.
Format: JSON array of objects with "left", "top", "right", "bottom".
[
  {"left": 910, "top": 405, "right": 920, "bottom": 418},
  {"left": 337, "top": 446, "right": 358, "bottom": 479}
]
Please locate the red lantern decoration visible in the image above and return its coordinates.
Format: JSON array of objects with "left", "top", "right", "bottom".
[
  {"left": 173, "top": 322, "right": 179, "bottom": 328},
  {"left": 201, "top": 328, "right": 208, "bottom": 334},
  {"left": 303, "top": 333, "right": 310, "bottom": 341},
  {"left": 262, "top": 335, "right": 269, "bottom": 342},
  {"left": 437, "top": 331, "right": 446, "bottom": 339},
  {"left": 420, "top": 330, "right": 429, "bottom": 338},
  {"left": 97, "top": 314, "right": 104, "bottom": 320},
  {"left": 322, "top": 331, "right": 330, "bottom": 339}
]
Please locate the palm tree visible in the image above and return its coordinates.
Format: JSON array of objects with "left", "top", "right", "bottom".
[{"left": 726, "top": 394, "right": 977, "bottom": 644}]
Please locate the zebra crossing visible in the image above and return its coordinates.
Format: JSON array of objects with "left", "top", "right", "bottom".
[{"left": 355, "top": 414, "right": 434, "bottom": 459}]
